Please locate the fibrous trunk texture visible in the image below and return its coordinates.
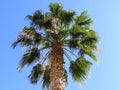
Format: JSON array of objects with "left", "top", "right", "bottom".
[{"left": 50, "top": 41, "right": 65, "bottom": 90}]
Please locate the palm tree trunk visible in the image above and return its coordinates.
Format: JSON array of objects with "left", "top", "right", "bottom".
[{"left": 50, "top": 41, "right": 65, "bottom": 90}]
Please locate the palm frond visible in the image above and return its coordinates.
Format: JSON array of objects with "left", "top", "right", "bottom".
[
  {"left": 70, "top": 24, "right": 86, "bottom": 38},
  {"left": 49, "top": 3, "right": 63, "bottom": 17},
  {"left": 59, "top": 10, "right": 75, "bottom": 25},
  {"left": 12, "top": 35, "right": 32, "bottom": 48},
  {"left": 43, "top": 18, "right": 53, "bottom": 30},
  {"left": 67, "top": 39, "right": 80, "bottom": 49},
  {"left": 18, "top": 47, "right": 40, "bottom": 70},
  {"left": 42, "top": 65, "right": 50, "bottom": 89},
  {"left": 26, "top": 10, "right": 44, "bottom": 29},
  {"left": 79, "top": 18, "right": 93, "bottom": 26},
  {"left": 12, "top": 27, "right": 42, "bottom": 48},
  {"left": 75, "top": 10, "right": 93, "bottom": 26},
  {"left": 28, "top": 64, "right": 44, "bottom": 83},
  {"left": 81, "top": 46, "right": 98, "bottom": 62},
  {"left": 23, "top": 26, "right": 42, "bottom": 44},
  {"left": 50, "top": 30, "right": 69, "bottom": 41},
  {"left": 77, "top": 11, "right": 88, "bottom": 23},
  {"left": 69, "top": 57, "right": 92, "bottom": 83},
  {"left": 82, "top": 30, "right": 99, "bottom": 48}
]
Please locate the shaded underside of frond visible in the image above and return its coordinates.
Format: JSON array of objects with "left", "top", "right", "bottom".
[
  {"left": 18, "top": 47, "right": 40, "bottom": 71},
  {"left": 28, "top": 64, "right": 44, "bottom": 83}
]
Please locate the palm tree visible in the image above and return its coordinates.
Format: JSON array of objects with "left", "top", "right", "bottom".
[{"left": 12, "top": 3, "right": 99, "bottom": 90}]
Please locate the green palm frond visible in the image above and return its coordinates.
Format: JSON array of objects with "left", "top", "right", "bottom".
[
  {"left": 76, "top": 11, "right": 88, "bottom": 23},
  {"left": 49, "top": 30, "right": 69, "bottom": 41},
  {"left": 70, "top": 24, "right": 86, "bottom": 38},
  {"left": 49, "top": 3, "right": 63, "bottom": 17},
  {"left": 69, "top": 39, "right": 79, "bottom": 49},
  {"left": 58, "top": 30, "right": 69, "bottom": 41},
  {"left": 29, "top": 64, "right": 51, "bottom": 90},
  {"left": 79, "top": 18, "right": 93, "bottom": 26},
  {"left": 69, "top": 57, "right": 92, "bottom": 83},
  {"left": 82, "top": 30, "right": 99, "bottom": 48},
  {"left": 28, "top": 64, "right": 44, "bottom": 83},
  {"left": 26, "top": 10, "right": 44, "bottom": 28},
  {"left": 12, "top": 35, "right": 32, "bottom": 48},
  {"left": 82, "top": 47, "right": 98, "bottom": 62},
  {"left": 18, "top": 47, "right": 40, "bottom": 70},
  {"left": 42, "top": 65, "right": 50, "bottom": 89},
  {"left": 12, "top": 27, "right": 42, "bottom": 48},
  {"left": 59, "top": 10, "right": 75, "bottom": 25},
  {"left": 75, "top": 10, "right": 93, "bottom": 26},
  {"left": 67, "top": 39, "right": 81, "bottom": 50},
  {"left": 43, "top": 18, "right": 53, "bottom": 30},
  {"left": 23, "top": 27, "right": 42, "bottom": 44},
  {"left": 44, "top": 12, "right": 52, "bottom": 20}
]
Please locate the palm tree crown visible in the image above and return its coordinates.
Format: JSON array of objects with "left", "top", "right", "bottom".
[{"left": 13, "top": 3, "right": 99, "bottom": 90}]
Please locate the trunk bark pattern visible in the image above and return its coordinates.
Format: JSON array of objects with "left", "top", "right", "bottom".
[{"left": 50, "top": 41, "right": 65, "bottom": 90}]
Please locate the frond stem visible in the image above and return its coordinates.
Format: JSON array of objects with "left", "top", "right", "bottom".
[
  {"left": 64, "top": 48, "right": 78, "bottom": 58},
  {"left": 39, "top": 46, "right": 51, "bottom": 51},
  {"left": 41, "top": 51, "right": 50, "bottom": 64},
  {"left": 64, "top": 50, "right": 72, "bottom": 61}
]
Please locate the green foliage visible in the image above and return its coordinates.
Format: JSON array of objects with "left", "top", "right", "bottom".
[
  {"left": 82, "top": 46, "right": 98, "bottom": 62},
  {"left": 70, "top": 24, "right": 85, "bottom": 38},
  {"left": 49, "top": 3, "right": 63, "bottom": 17},
  {"left": 42, "top": 66, "right": 50, "bottom": 89},
  {"left": 27, "top": 10, "right": 44, "bottom": 28},
  {"left": 18, "top": 47, "right": 40, "bottom": 70},
  {"left": 13, "top": 2, "right": 99, "bottom": 89},
  {"left": 12, "top": 27, "right": 41, "bottom": 48},
  {"left": 75, "top": 11, "right": 93, "bottom": 26},
  {"left": 69, "top": 57, "right": 92, "bottom": 83},
  {"left": 28, "top": 64, "right": 44, "bottom": 83},
  {"left": 29, "top": 64, "right": 50, "bottom": 89},
  {"left": 59, "top": 10, "right": 75, "bottom": 25},
  {"left": 82, "top": 30, "right": 98, "bottom": 48}
]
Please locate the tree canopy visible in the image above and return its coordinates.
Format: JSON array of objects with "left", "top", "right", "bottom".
[{"left": 13, "top": 3, "right": 99, "bottom": 90}]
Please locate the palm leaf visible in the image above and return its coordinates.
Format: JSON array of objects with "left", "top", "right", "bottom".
[
  {"left": 49, "top": 3, "right": 63, "bottom": 17},
  {"left": 26, "top": 10, "right": 44, "bottom": 29},
  {"left": 81, "top": 46, "right": 98, "bottom": 62},
  {"left": 42, "top": 65, "right": 50, "bottom": 89},
  {"left": 12, "top": 35, "right": 32, "bottom": 48},
  {"left": 83, "top": 30, "right": 98, "bottom": 47},
  {"left": 18, "top": 47, "right": 40, "bottom": 70},
  {"left": 50, "top": 30, "right": 69, "bottom": 41},
  {"left": 67, "top": 39, "right": 81, "bottom": 50},
  {"left": 79, "top": 18, "right": 93, "bottom": 26},
  {"left": 70, "top": 24, "right": 86, "bottom": 38},
  {"left": 28, "top": 64, "right": 44, "bottom": 83},
  {"left": 12, "top": 27, "right": 42, "bottom": 48},
  {"left": 75, "top": 10, "right": 93, "bottom": 26},
  {"left": 59, "top": 10, "right": 75, "bottom": 25},
  {"left": 69, "top": 57, "right": 92, "bottom": 83},
  {"left": 43, "top": 18, "right": 53, "bottom": 29}
]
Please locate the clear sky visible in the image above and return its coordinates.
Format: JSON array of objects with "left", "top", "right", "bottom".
[{"left": 0, "top": 0, "right": 120, "bottom": 90}]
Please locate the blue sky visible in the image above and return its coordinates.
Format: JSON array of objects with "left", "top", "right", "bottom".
[{"left": 0, "top": 0, "right": 120, "bottom": 90}]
